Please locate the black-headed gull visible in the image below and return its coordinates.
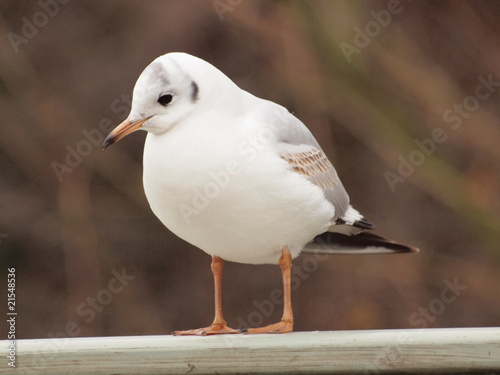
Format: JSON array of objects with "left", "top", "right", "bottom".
[{"left": 103, "top": 52, "right": 418, "bottom": 335}]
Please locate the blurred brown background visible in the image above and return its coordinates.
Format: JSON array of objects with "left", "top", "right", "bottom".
[{"left": 0, "top": 0, "right": 499, "bottom": 340}]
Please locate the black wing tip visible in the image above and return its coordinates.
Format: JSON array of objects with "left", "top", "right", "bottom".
[
  {"left": 336, "top": 217, "right": 376, "bottom": 230},
  {"left": 354, "top": 217, "right": 376, "bottom": 230}
]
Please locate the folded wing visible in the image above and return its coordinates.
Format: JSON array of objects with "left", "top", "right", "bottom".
[{"left": 262, "top": 102, "right": 419, "bottom": 255}]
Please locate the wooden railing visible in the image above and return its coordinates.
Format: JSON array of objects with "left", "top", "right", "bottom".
[{"left": 2, "top": 327, "right": 500, "bottom": 374}]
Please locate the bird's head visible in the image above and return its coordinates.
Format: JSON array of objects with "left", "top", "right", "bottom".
[{"left": 102, "top": 52, "right": 235, "bottom": 149}]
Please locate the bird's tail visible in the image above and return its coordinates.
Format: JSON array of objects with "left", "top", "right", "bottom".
[{"left": 302, "top": 231, "right": 419, "bottom": 255}]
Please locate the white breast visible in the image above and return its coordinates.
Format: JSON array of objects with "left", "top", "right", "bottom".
[{"left": 142, "top": 116, "right": 334, "bottom": 264}]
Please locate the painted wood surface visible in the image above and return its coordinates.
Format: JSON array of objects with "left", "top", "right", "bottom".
[{"left": 3, "top": 328, "right": 500, "bottom": 374}]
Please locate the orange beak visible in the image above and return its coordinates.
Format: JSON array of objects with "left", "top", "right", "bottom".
[{"left": 102, "top": 117, "right": 151, "bottom": 149}]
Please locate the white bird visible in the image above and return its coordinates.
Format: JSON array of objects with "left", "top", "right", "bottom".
[{"left": 103, "top": 52, "right": 418, "bottom": 335}]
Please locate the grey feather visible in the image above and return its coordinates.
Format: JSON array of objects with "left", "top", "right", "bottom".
[{"left": 260, "top": 102, "right": 350, "bottom": 219}]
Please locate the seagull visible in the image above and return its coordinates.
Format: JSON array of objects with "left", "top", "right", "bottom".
[{"left": 102, "top": 52, "right": 418, "bottom": 335}]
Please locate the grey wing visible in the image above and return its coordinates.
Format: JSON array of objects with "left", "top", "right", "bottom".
[{"left": 267, "top": 103, "right": 350, "bottom": 219}]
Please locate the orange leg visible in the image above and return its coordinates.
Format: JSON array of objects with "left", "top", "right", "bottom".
[
  {"left": 244, "top": 247, "right": 294, "bottom": 334},
  {"left": 172, "top": 256, "right": 239, "bottom": 335}
]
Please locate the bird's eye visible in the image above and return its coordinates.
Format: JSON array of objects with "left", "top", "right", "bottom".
[{"left": 158, "top": 94, "right": 173, "bottom": 106}]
